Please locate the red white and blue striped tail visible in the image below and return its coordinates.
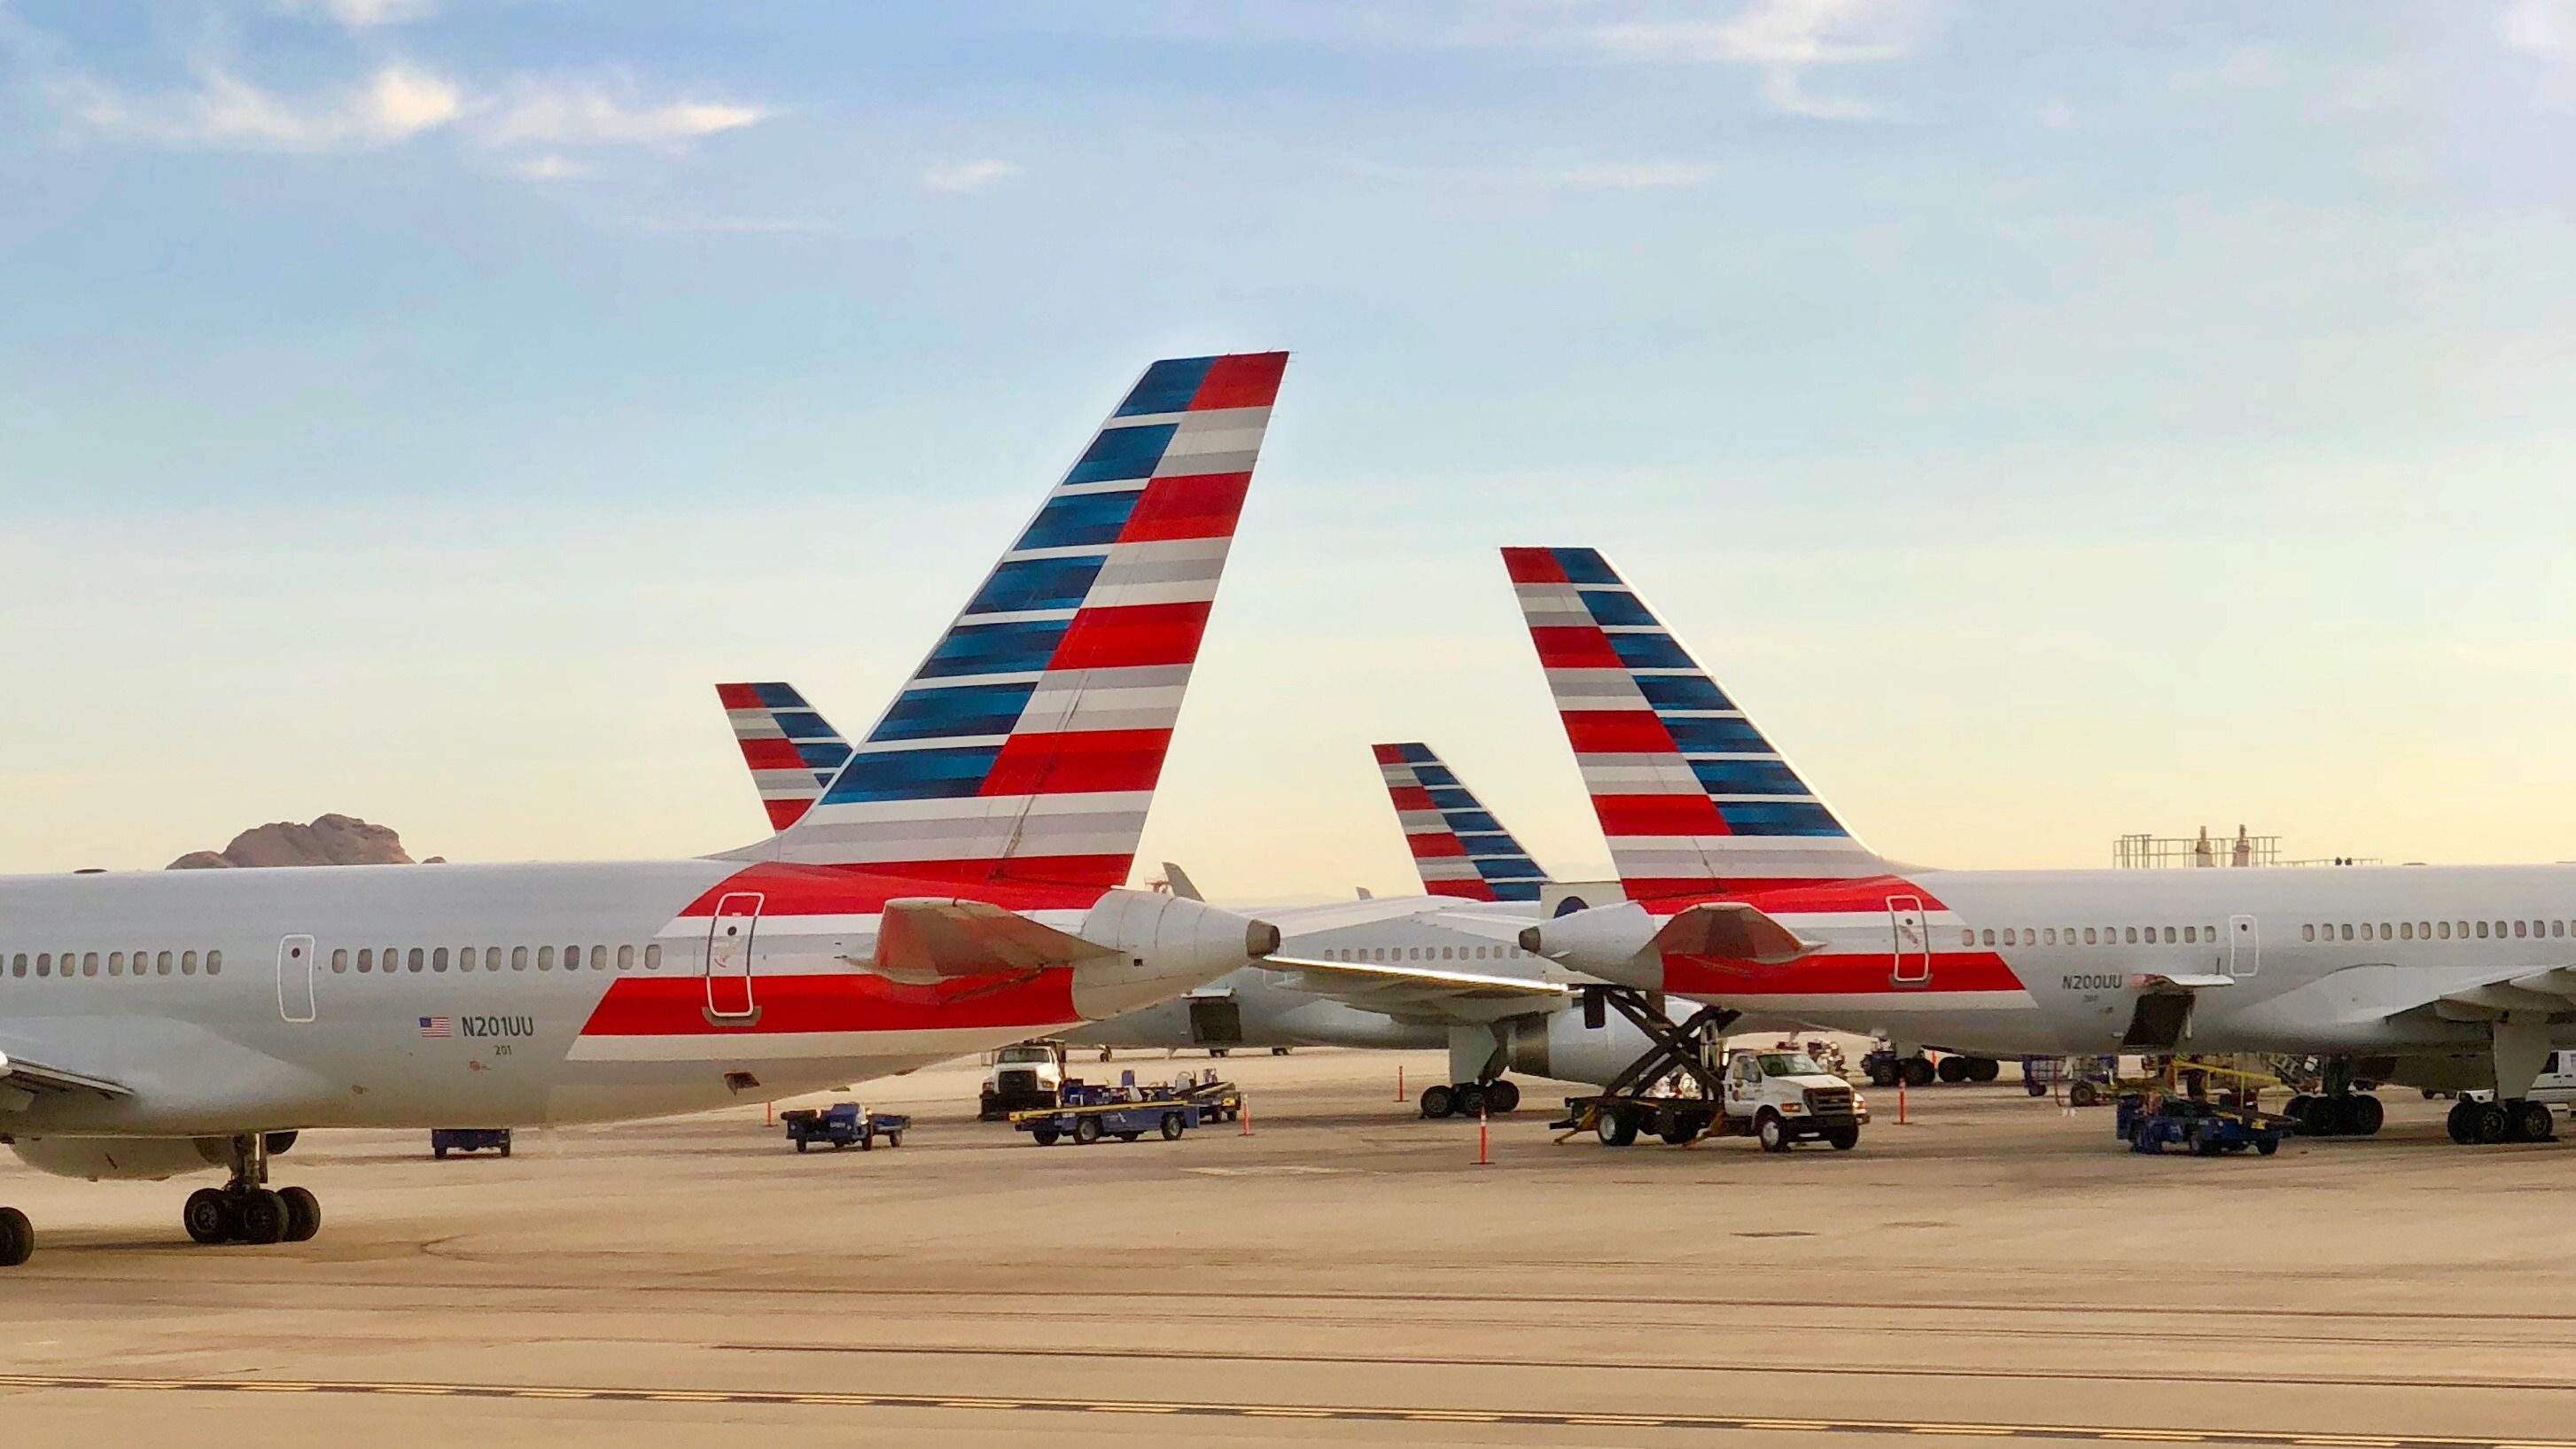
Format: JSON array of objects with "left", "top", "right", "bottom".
[
  {"left": 1371, "top": 743, "right": 1551, "bottom": 902},
  {"left": 746, "top": 353, "right": 1289, "bottom": 889},
  {"left": 716, "top": 682, "right": 852, "bottom": 831},
  {"left": 1500, "top": 546, "right": 1887, "bottom": 900}
]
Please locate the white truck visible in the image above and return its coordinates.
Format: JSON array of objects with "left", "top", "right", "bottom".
[
  {"left": 1573, "top": 1046, "right": 1868, "bottom": 1152},
  {"left": 978, "top": 1041, "right": 1067, "bottom": 1121}
]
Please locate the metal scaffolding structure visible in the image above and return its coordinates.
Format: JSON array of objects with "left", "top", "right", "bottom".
[{"left": 2113, "top": 827, "right": 2378, "bottom": 869}]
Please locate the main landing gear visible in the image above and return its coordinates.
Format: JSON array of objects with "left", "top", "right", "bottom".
[
  {"left": 2446, "top": 1097, "right": 2557, "bottom": 1145},
  {"left": 2284, "top": 1058, "right": 2385, "bottom": 1139},
  {"left": 1863, "top": 1052, "right": 1999, "bottom": 1088},
  {"left": 183, "top": 1133, "right": 323, "bottom": 1247},
  {"left": 1420, "top": 1079, "right": 1521, "bottom": 1118}
]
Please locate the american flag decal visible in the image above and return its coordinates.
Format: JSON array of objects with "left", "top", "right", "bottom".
[{"left": 418, "top": 1017, "right": 453, "bottom": 1039}]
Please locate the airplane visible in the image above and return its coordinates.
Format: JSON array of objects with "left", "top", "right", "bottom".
[
  {"left": 1506, "top": 545, "right": 2576, "bottom": 1146},
  {"left": 713, "top": 694, "right": 1663, "bottom": 1118},
  {"left": 0, "top": 352, "right": 1294, "bottom": 1268}
]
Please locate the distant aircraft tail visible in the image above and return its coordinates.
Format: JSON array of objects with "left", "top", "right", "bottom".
[
  {"left": 715, "top": 682, "right": 852, "bottom": 831},
  {"left": 1371, "top": 742, "right": 1551, "bottom": 901},
  {"left": 1500, "top": 546, "right": 1888, "bottom": 899},
  {"left": 740, "top": 353, "right": 1289, "bottom": 890}
]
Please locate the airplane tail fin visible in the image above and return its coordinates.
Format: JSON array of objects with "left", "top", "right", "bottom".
[
  {"left": 716, "top": 682, "right": 852, "bottom": 831},
  {"left": 745, "top": 353, "right": 1289, "bottom": 891},
  {"left": 1371, "top": 742, "right": 1550, "bottom": 901},
  {"left": 1500, "top": 546, "right": 1887, "bottom": 899}
]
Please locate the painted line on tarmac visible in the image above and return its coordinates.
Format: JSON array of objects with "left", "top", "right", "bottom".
[{"left": 0, "top": 1372, "right": 2563, "bottom": 1448}]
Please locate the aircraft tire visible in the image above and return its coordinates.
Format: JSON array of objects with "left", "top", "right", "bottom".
[
  {"left": 1966, "top": 1057, "right": 2000, "bottom": 1084},
  {"left": 1486, "top": 1079, "right": 1521, "bottom": 1114},
  {"left": 2517, "top": 1100, "right": 2556, "bottom": 1142},
  {"left": 2339, "top": 1095, "right": 2385, "bottom": 1137},
  {"left": 2297, "top": 1097, "right": 2339, "bottom": 1137},
  {"left": 1900, "top": 1057, "right": 1937, "bottom": 1089},
  {"left": 1419, "top": 1084, "right": 1456, "bottom": 1118},
  {"left": 1935, "top": 1056, "right": 1969, "bottom": 1085},
  {"left": 279, "top": 1187, "right": 322, "bottom": 1243},
  {"left": 234, "top": 1190, "right": 288, "bottom": 1246},
  {"left": 1455, "top": 1083, "right": 1489, "bottom": 1118},
  {"left": 2474, "top": 1104, "right": 2511, "bottom": 1145},
  {"left": 2445, "top": 1101, "right": 2474, "bottom": 1142},
  {"left": 183, "top": 1188, "right": 233, "bottom": 1244},
  {"left": 1865, "top": 1059, "right": 1897, "bottom": 1088},
  {"left": 0, "top": 1207, "right": 30, "bottom": 1267}
]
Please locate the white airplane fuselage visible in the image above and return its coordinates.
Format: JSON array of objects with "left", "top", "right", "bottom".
[{"left": 0, "top": 858, "right": 1241, "bottom": 1137}]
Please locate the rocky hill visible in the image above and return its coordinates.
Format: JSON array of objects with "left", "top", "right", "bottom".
[{"left": 167, "top": 814, "right": 425, "bottom": 869}]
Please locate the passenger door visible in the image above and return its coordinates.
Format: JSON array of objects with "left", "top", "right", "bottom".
[
  {"left": 276, "top": 935, "right": 316, "bottom": 1024},
  {"left": 2227, "top": 915, "right": 2259, "bottom": 978},
  {"left": 1888, "top": 896, "right": 1930, "bottom": 986},
  {"left": 704, "top": 893, "right": 762, "bottom": 1023}
]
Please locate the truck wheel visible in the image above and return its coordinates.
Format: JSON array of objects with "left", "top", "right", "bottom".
[
  {"left": 1595, "top": 1108, "right": 1638, "bottom": 1148},
  {"left": 1073, "top": 1117, "right": 1104, "bottom": 1145},
  {"left": 1900, "top": 1057, "right": 1936, "bottom": 1088},
  {"left": 1756, "top": 1110, "right": 1791, "bottom": 1152},
  {"left": 1161, "top": 1113, "right": 1185, "bottom": 1141},
  {"left": 1419, "top": 1084, "right": 1456, "bottom": 1119},
  {"left": 888, "top": 1132, "right": 904, "bottom": 1148},
  {"left": 1115, "top": 1132, "right": 1140, "bottom": 1142},
  {"left": 433, "top": 1145, "right": 448, "bottom": 1160},
  {"left": 795, "top": 1140, "right": 808, "bottom": 1154},
  {"left": 1031, "top": 1125, "right": 1060, "bottom": 1146},
  {"left": 2068, "top": 1081, "right": 2099, "bottom": 1109},
  {"left": 1825, "top": 1125, "right": 1859, "bottom": 1150},
  {"left": 1966, "top": 1057, "right": 2000, "bottom": 1083},
  {"left": 1935, "top": 1056, "right": 1969, "bottom": 1085},
  {"left": 499, "top": 1140, "right": 512, "bottom": 1158},
  {"left": 1658, "top": 1119, "right": 1700, "bottom": 1146},
  {"left": 1487, "top": 1079, "right": 1521, "bottom": 1114},
  {"left": 2256, "top": 1136, "right": 2280, "bottom": 1156}
]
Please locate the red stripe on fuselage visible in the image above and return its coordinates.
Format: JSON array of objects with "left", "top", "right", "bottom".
[
  {"left": 579, "top": 968, "right": 1079, "bottom": 1038},
  {"left": 1661, "top": 950, "right": 2025, "bottom": 998},
  {"left": 672, "top": 862, "right": 1113, "bottom": 917}
]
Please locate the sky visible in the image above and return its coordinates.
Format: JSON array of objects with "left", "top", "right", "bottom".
[{"left": 4, "top": 1, "right": 2575, "bottom": 897}]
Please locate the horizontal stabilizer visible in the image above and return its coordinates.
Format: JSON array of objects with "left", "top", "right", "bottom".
[
  {"left": 2134, "top": 973, "right": 2236, "bottom": 991},
  {"left": 1259, "top": 954, "right": 1572, "bottom": 1001},
  {"left": 0, "top": 1049, "right": 132, "bottom": 1098},
  {"left": 1649, "top": 901, "right": 1820, "bottom": 966},
  {"left": 1159, "top": 861, "right": 1204, "bottom": 902},
  {"left": 863, "top": 899, "right": 1118, "bottom": 984}
]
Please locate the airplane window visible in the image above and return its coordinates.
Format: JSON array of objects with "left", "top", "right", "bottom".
[
  {"left": 1981, "top": 930, "right": 1996, "bottom": 947},
  {"left": 357, "top": 948, "right": 373, "bottom": 973},
  {"left": 107, "top": 951, "right": 122, "bottom": 976},
  {"left": 2399, "top": 923, "right": 2412, "bottom": 940},
  {"left": 2083, "top": 928, "right": 2097, "bottom": 945},
  {"left": 2302, "top": 925, "right": 2315, "bottom": 942},
  {"left": 513, "top": 947, "right": 530, "bottom": 970},
  {"left": 618, "top": 945, "right": 634, "bottom": 971},
  {"left": 409, "top": 947, "right": 426, "bottom": 972},
  {"left": 331, "top": 949, "right": 348, "bottom": 973},
  {"left": 2439, "top": 921, "right": 2452, "bottom": 939},
  {"left": 1959, "top": 930, "right": 1973, "bottom": 947},
  {"left": 2001, "top": 929, "right": 2015, "bottom": 947},
  {"left": 591, "top": 946, "right": 608, "bottom": 970},
  {"left": 2043, "top": 929, "right": 2056, "bottom": 945},
  {"left": 206, "top": 949, "right": 221, "bottom": 976},
  {"left": 2476, "top": 922, "right": 2490, "bottom": 939},
  {"left": 538, "top": 946, "right": 555, "bottom": 970},
  {"left": 7, "top": 954, "right": 19, "bottom": 978},
  {"left": 454, "top": 947, "right": 473, "bottom": 971},
  {"left": 2122, "top": 928, "right": 2136, "bottom": 944},
  {"left": 2516, "top": 920, "right": 2529, "bottom": 939},
  {"left": 433, "top": 948, "right": 449, "bottom": 972},
  {"left": 2557, "top": 922, "right": 2567, "bottom": 939},
  {"left": 2182, "top": 927, "right": 2195, "bottom": 944},
  {"left": 84, "top": 952, "right": 100, "bottom": 975},
  {"left": 643, "top": 944, "right": 660, "bottom": 970},
  {"left": 35, "top": 954, "right": 50, "bottom": 978},
  {"left": 2338, "top": 924, "right": 2352, "bottom": 941}
]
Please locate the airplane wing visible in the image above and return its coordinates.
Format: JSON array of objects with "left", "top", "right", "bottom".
[
  {"left": 860, "top": 899, "right": 1118, "bottom": 983},
  {"left": 0, "top": 1048, "right": 132, "bottom": 1099},
  {"left": 2432, "top": 967, "right": 2576, "bottom": 1022},
  {"left": 1257, "top": 954, "right": 1571, "bottom": 1024}
]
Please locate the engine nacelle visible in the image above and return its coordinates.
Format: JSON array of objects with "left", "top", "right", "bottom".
[
  {"left": 12, "top": 1135, "right": 229, "bottom": 1181},
  {"left": 1505, "top": 1007, "right": 1659, "bottom": 1089}
]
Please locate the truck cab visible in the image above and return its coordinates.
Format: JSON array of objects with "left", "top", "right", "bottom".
[
  {"left": 979, "top": 1040, "right": 1067, "bottom": 1120},
  {"left": 1719, "top": 1048, "right": 1867, "bottom": 1152}
]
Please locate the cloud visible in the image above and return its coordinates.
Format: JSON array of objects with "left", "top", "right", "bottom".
[
  {"left": 921, "top": 158, "right": 1017, "bottom": 192},
  {"left": 2502, "top": 0, "right": 2576, "bottom": 59},
  {"left": 510, "top": 152, "right": 588, "bottom": 181},
  {"left": 275, "top": 0, "right": 438, "bottom": 28},
  {"left": 476, "top": 75, "right": 768, "bottom": 148},
  {"left": 1560, "top": 160, "right": 1715, "bottom": 188},
  {"left": 1488, "top": 0, "right": 1919, "bottom": 121},
  {"left": 64, "top": 63, "right": 463, "bottom": 151}
]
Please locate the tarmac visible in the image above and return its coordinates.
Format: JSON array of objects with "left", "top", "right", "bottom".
[{"left": 4, "top": 1047, "right": 2574, "bottom": 1447}]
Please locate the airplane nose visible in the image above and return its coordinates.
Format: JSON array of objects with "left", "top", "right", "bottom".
[{"left": 1070, "top": 890, "right": 1278, "bottom": 1021}]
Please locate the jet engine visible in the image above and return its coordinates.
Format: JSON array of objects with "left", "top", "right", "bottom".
[
  {"left": 1505, "top": 1007, "right": 1660, "bottom": 1089},
  {"left": 12, "top": 1135, "right": 229, "bottom": 1181}
]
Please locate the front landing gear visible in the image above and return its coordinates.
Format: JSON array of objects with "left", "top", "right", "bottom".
[{"left": 184, "top": 1135, "right": 322, "bottom": 1246}]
